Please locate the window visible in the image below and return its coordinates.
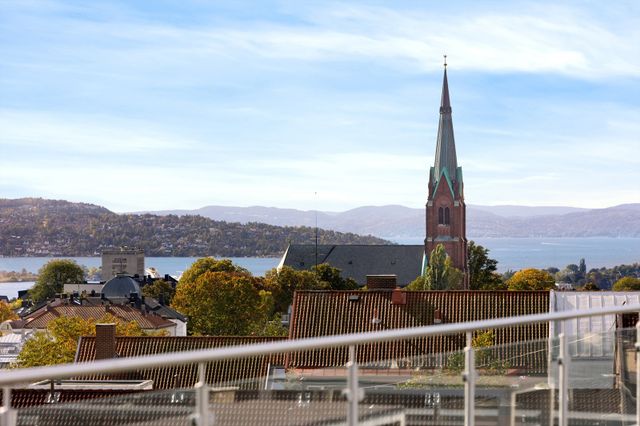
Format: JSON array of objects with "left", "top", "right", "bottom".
[
  {"left": 438, "top": 207, "right": 444, "bottom": 224},
  {"left": 445, "top": 207, "right": 450, "bottom": 225}
]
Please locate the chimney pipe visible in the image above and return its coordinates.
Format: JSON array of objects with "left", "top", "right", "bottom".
[{"left": 95, "top": 323, "right": 117, "bottom": 360}]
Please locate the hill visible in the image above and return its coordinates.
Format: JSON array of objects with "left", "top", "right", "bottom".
[
  {"left": 138, "top": 203, "right": 640, "bottom": 239},
  {"left": 0, "top": 198, "right": 390, "bottom": 257}
]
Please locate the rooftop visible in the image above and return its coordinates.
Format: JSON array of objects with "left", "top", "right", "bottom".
[{"left": 280, "top": 244, "right": 424, "bottom": 285}]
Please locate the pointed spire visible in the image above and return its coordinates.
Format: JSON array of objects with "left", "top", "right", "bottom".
[
  {"left": 440, "top": 55, "right": 451, "bottom": 113},
  {"left": 433, "top": 59, "right": 458, "bottom": 184}
]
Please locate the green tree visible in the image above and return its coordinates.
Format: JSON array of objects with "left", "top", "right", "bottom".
[
  {"left": 407, "top": 244, "right": 463, "bottom": 290},
  {"left": 251, "top": 314, "right": 289, "bottom": 337},
  {"left": 263, "top": 266, "right": 325, "bottom": 314},
  {"left": 557, "top": 260, "right": 588, "bottom": 285},
  {"left": 172, "top": 258, "right": 272, "bottom": 335},
  {"left": 506, "top": 268, "right": 556, "bottom": 291},
  {"left": 312, "top": 263, "right": 358, "bottom": 290},
  {"left": 15, "top": 315, "right": 147, "bottom": 368},
  {"left": 578, "top": 258, "right": 587, "bottom": 276},
  {"left": 467, "top": 241, "right": 505, "bottom": 290},
  {"left": 30, "top": 259, "right": 85, "bottom": 303},
  {"left": 142, "top": 279, "right": 176, "bottom": 305},
  {"left": 612, "top": 276, "right": 640, "bottom": 291}
]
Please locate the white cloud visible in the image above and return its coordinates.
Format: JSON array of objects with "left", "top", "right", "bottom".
[
  {"left": 2, "top": 1, "right": 639, "bottom": 211},
  {"left": 4, "top": 2, "right": 639, "bottom": 82},
  {"left": 0, "top": 110, "right": 200, "bottom": 155}
]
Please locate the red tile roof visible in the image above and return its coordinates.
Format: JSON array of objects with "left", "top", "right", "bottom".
[
  {"left": 288, "top": 290, "right": 550, "bottom": 369},
  {"left": 75, "top": 336, "right": 286, "bottom": 389},
  {"left": 23, "top": 304, "right": 174, "bottom": 330}
]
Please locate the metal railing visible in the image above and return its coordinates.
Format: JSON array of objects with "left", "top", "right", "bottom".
[{"left": 2, "top": 303, "right": 640, "bottom": 426}]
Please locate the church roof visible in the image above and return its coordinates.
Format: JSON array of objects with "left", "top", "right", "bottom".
[
  {"left": 432, "top": 67, "right": 460, "bottom": 185},
  {"left": 279, "top": 244, "right": 424, "bottom": 286}
]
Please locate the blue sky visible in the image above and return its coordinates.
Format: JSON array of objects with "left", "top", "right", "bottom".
[{"left": 1, "top": 0, "right": 639, "bottom": 213}]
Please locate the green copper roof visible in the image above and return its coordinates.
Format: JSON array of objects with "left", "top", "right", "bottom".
[
  {"left": 432, "top": 166, "right": 455, "bottom": 198},
  {"left": 433, "top": 68, "right": 460, "bottom": 185}
]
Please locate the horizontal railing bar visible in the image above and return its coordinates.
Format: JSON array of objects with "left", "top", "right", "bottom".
[{"left": 1, "top": 302, "right": 638, "bottom": 386}]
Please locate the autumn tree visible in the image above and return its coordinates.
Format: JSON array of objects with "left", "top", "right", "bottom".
[
  {"left": 0, "top": 301, "right": 18, "bottom": 322},
  {"left": 407, "top": 244, "right": 463, "bottom": 290},
  {"left": 580, "top": 282, "right": 600, "bottom": 291},
  {"left": 30, "top": 259, "right": 84, "bottom": 303},
  {"left": 142, "top": 279, "right": 176, "bottom": 305},
  {"left": 179, "top": 257, "right": 249, "bottom": 283},
  {"left": 15, "top": 314, "right": 146, "bottom": 368},
  {"left": 612, "top": 276, "right": 640, "bottom": 291},
  {"left": 172, "top": 258, "right": 273, "bottom": 335},
  {"left": 506, "top": 268, "right": 556, "bottom": 291},
  {"left": 263, "top": 266, "right": 324, "bottom": 314},
  {"left": 467, "top": 241, "right": 505, "bottom": 290}
]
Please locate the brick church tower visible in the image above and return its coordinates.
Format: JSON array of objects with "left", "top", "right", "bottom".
[{"left": 425, "top": 63, "right": 468, "bottom": 287}]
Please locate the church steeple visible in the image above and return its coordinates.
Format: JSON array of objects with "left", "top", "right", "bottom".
[
  {"left": 432, "top": 62, "right": 459, "bottom": 186},
  {"left": 424, "top": 58, "right": 468, "bottom": 288}
]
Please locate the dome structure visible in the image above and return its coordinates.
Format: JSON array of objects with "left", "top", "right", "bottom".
[{"left": 102, "top": 274, "right": 141, "bottom": 298}]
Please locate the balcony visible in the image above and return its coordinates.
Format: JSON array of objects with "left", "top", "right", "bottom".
[{"left": 1, "top": 304, "right": 640, "bottom": 425}]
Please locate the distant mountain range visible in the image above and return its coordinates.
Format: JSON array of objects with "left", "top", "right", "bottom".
[{"left": 138, "top": 203, "right": 640, "bottom": 239}]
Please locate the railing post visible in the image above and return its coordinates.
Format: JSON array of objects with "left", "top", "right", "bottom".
[
  {"left": 0, "top": 387, "right": 15, "bottom": 426},
  {"left": 558, "top": 333, "right": 568, "bottom": 426},
  {"left": 193, "top": 362, "right": 210, "bottom": 426},
  {"left": 464, "top": 332, "right": 475, "bottom": 426},
  {"left": 636, "top": 321, "right": 640, "bottom": 426},
  {"left": 547, "top": 331, "right": 555, "bottom": 426},
  {"left": 346, "top": 345, "right": 361, "bottom": 426}
]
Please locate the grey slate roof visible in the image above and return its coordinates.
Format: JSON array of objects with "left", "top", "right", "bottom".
[{"left": 279, "top": 244, "right": 424, "bottom": 286}]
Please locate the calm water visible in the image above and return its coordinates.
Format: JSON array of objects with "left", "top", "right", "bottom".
[
  {"left": 1, "top": 238, "right": 638, "bottom": 298},
  {"left": 0, "top": 256, "right": 280, "bottom": 278},
  {"left": 395, "top": 237, "right": 640, "bottom": 271},
  {"left": 0, "top": 257, "right": 280, "bottom": 299}
]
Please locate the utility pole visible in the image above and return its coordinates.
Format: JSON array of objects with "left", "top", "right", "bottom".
[{"left": 314, "top": 191, "right": 318, "bottom": 271}]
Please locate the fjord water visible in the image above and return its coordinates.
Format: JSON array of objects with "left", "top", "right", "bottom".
[
  {"left": 0, "top": 257, "right": 280, "bottom": 298},
  {"left": 394, "top": 237, "right": 640, "bottom": 271},
  {"left": 0, "top": 256, "right": 280, "bottom": 279},
  {"left": 1, "top": 237, "right": 638, "bottom": 298},
  {"left": 1, "top": 238, "right": 639, "bottom": 276}
]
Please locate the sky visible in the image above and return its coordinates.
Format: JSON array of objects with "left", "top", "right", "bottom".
[{"left": 1, "top": 0, "right": 639, "bottom": 213}]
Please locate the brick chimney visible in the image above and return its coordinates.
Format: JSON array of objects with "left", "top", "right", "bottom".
[
  {"left": 391, "top": 288, "right": 407, "bottom": 305},
  {"left": 95, "top": 323, "right": 117, "bottom": 360},
  {"left": 366, "top": 275, "right": 397, "bottom": 291}
]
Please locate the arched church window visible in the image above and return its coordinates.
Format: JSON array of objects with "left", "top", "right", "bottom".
[
  {"left": 438, "top": 207, "right": 444, "bottom": 225},
  {"left": 445, "top": 207, "right": 451, "bottom": 225}
]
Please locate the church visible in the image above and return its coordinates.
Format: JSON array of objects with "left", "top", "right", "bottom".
[
  {"left": 279, "top": 63, "right": 468, "bottom": 287},
  {"left": 424, "top": 62, "right": 468, "bottom": 285}
]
